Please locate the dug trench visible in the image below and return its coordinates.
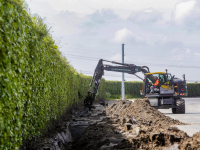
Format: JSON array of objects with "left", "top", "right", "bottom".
[{"left": 24, "top": 99, "right": 200, "bottom": 150}]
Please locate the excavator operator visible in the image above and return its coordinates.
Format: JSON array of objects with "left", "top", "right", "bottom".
[{"left": 150, "top": 76, "right": 159, "bottom": 93}]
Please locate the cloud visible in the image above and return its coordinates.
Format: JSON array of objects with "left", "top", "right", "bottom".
[
  {"left": 155, "top": 35, "right": 172, "bottom": 46},
  {"left": 171, "top": 0, "right": 200, "bottom": 30},
  {"left": 128, "top": 7, "right": 163, "bottom": 24},
  {"left": 109, "top": 53, "right": 121, "bottom": 62},
  {"left": 185, "top": 48, "right": 191, "bottom": 54},
  {"left": 113, "top": 28, "right": 146, "bottom": 44},
  {"left": 194, "top": 52, "right": 200, "bottom": 57},
  {"left": 155, "top": 35, "right": 184, "bottom": 49},
  {"left": 172, "top": 0, "right": 197, "bottom": 24},
  {"left": 39, "top": 10, "right": 87, "bottom": 36},
  {"left": 81, "top": 9, "right": 120, "bottom": 28},
  {"left": 163, "top": 41, "right": 184, "bottom": 49},
  {"left": 26, "top": 0, "right": 58, "bottom": 15},
  {"left": 58, "top": 11, "right": 85, "bottom": 25}
]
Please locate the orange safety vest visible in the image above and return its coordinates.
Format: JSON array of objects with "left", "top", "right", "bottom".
[{"left": 154, "top": 79, "right": 159, "bottom": 86}]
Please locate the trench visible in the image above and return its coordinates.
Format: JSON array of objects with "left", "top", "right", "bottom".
[
  {"left": 25, "top": 99, "right": 200, "bottom": 150},
  {"left": 26, "top": 102, "right": 112, "bottom": 150}
]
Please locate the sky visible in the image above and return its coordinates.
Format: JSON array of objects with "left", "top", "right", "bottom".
[{"left": 25, "top": 0, "right": 200, "bottom": 82}]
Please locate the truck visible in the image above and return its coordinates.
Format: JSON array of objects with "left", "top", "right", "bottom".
[{"left": 84, "top": 59, "right": 187, "bottom": 114}]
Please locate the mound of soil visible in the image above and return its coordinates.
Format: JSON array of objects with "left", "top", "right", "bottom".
[
  {"left": 72, "top": 99, "right": 190, "bottom": 150},
  {"left": 106, "top": 99, "right": 188, "bottom": 149},
  {"left": 25, "top": 99, "right": 200, "bottom": 150},
  {"left": 105, "top": 99, "right": 186, "bottom": 127},
  {"left": 179, "top": 131, "right": 200, "bottom": 150}
]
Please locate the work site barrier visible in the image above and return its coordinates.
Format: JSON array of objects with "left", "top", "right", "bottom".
[
  {"left": 105, "top": 81, "right": 200, "bottom": 99},
  {"left": 0, "top": 1, "right": 105, "bottom": 149}
]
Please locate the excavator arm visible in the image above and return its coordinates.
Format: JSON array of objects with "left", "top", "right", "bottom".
[{"left": 84, "top": 59, "right": 150, "bottom": 109}]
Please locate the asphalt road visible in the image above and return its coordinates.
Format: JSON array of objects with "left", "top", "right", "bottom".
[{"left": 159, "top": 97, "right": 200, "bottom": 137}]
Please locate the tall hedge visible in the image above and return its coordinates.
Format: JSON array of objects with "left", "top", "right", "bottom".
[
  {"left": 105, "top": 81, "right": 143, "bottom": 98},
  {"left": 187, "top": 83, "right": 200, "bottom": 97},
  {"left": 105, "top": 81, "right": 200, "bottom": 98},
  {"left": 0, "top": 1, "right": 105, "bottom": 149}
]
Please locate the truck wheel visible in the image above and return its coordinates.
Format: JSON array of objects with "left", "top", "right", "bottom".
[
  {"left": 172, "top": 108, "right": 176, "bottom": 114},
  {"left": 176, "top": 99, "right": 185, "bottom": 114}
]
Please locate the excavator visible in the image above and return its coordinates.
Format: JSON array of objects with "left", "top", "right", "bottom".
[{"left": 84, "top": 59, "right": 187, "bottom": 114}]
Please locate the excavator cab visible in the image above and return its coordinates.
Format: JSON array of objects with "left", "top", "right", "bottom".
[
  {"left": 141, "top": 71, "right": 188, "bottom": 113},
  {"left": 142, "top": 72, "right": 187, "bottom": 97},
  {"left": 142, "top": 72, "right": 175, "bottom": 95}
]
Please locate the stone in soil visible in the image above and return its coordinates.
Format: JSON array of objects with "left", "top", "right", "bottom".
[
  {"left": 179, "top": 131, "right": 200, "bottom": 150},
  {"left": 24, "top": 99, "right": 200, "bottom": 150},
  {"left": 72, "top": 99, "right": 191, "bottom": 150}
]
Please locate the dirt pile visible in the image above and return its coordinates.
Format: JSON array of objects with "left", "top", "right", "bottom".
[
  {"left": 179, "top": 131, "right": 200, "bottom": 150},
  {"left": 104, "top": 99, "right": 189, "bottom": 149},
  {"left": 26, "top": 99, "right": 200, "bottom": 150},
  {"left": 105, "top": 99, "right": 186, "bottom": 127},
  {"left": 72, "top": 99, "right": 190, "bottom": 150}
]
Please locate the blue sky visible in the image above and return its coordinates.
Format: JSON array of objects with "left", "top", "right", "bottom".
[{"left": 25, "top": 0, "right": 200, "bottom": 82}]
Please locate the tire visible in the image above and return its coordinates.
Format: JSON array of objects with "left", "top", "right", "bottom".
[
  {"left": 172, "top": 108, "right": 176, "bottom": 114},
  {"left": 175, "top": 99, "right": 185, "bottom": 114}
]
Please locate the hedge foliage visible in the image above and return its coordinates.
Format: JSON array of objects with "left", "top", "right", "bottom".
[
  {"left": 105, "top": 81, "right": 200, "bottom": 99},
  {"left": 0, "top": 1, "right": 105, "bottom": 149},
  {"left": 187, "top": 83, "right": 200, "bottom": 97},
  {"left": 105, "top": 81, "right": 143, "bottom": 99}
]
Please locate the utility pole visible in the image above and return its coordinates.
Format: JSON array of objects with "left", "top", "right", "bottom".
[{"left": 122, "top": 44, "right": 125, "bottom": 100}]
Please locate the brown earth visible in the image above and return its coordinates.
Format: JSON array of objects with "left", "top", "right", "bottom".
[
  {"left": 24, "top": 98, "right": 200, "bottom": 150},
  {"left": 179, "top": 131, "right": 200, "bottom": 150},
  {"left": 72, "top": 99, "right": 194, "bottom": 150}
]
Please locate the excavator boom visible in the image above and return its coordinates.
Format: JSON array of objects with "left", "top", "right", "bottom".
[
  {"left": 84, "top": 59, "right": 187, "bottom": 114},
  {"left": 84, "top": 59, "right": 150, "bottom": 109}
]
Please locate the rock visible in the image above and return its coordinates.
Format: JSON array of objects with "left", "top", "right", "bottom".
[
  {"left": 132, "top": 118, "right": 137, "bottom": 124},
  {"left": 126, "top": 118, "right": 133, "bottom": 124},
  {"left": 132, "top": 127, "right": 140, "bottom": 136},
  {"left": 121, "top": 117, "right": 126, "bottom": 125},
  {"left": 125, "top": 123, "right": 133, "bottom": 131},
  {"left": 196, "top": 137, "right": 200, "bottom": 142},
  {"left": 150, "top": 133, "right": 162, "bottom": 141},
  {"left": 113, "top": 118, "right": 120, "bottom": 123},
  {"left": 96, "top": 139, "right": 110, "bottom": 148},
  {"left": 106, "top": 116, "right": 111, "bottom": 119},
  {"left": 56, "top": 133, "right": 64, "bottom": 144},
  {"left": 127, "top": 133, "right": 137, "bottom": 139},
  {"left": 112, "top": 114, "right": 119, "bottom": 119},
  {"left": 115, "top": 130, "right": 123, "bottom": 134},
  {"left": 97, "top": 122, "right": 107, "bottom": 126},
  {"left": 109, "top": 137, "right": 124, "bottom": 144}
]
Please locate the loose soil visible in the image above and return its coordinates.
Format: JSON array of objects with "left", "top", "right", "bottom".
[
  {"left": 179, "top": 131, "right": 200, "bottom": 150},
  {"left": 72, "top": 99, "right": 191, "bottom": 150},
  {"left": 24, "top": 99, "right": 200, "bottom": 150}
]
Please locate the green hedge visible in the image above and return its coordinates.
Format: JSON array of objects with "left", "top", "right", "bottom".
[
  {"left": 105, "top": 81, "right": 200, "bottom": 99},
  {"left": 187, "top": 83, "right": 200, "bottom": 97},
  {"left": 0, "top": 1, "right": 105, "bottom": 149},
  {"left": 105, "top": 81, "right": 143, "bottom": 99}
]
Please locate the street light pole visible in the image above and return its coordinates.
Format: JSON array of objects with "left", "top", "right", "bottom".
[{"left": 122, "top": 44, "right": 125, "bottom": 100}]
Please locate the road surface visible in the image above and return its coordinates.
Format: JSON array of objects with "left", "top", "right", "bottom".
[{"left": 159, "top": 97, "right": 200, "bottom": 137}]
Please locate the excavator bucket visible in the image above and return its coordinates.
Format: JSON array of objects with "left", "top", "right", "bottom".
[{"left": 84, "top": 92, "right": 95, "bottom": 111}]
